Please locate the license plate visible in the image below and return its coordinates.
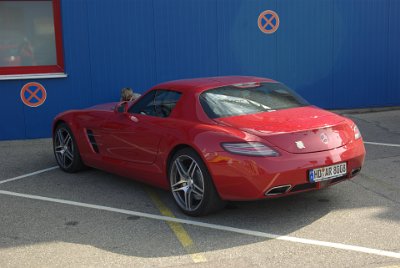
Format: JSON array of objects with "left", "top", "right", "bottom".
[{"left": 309, "top": 163, "right": 347, "bottom": 183}]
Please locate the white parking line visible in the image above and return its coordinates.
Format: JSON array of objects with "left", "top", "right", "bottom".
[
  {"left": 0, "top": 189, "right": 399, "bottom": 260},
  {"left": 0, "top": 166, "right": 58, "bottom": 185},
  {"left": 364, "top": 141, "right": 400, "bottom": 147}
]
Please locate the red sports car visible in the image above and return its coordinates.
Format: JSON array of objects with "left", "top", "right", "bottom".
[{"left": 53, "top": 76, "right": 365, "bottom": 216}]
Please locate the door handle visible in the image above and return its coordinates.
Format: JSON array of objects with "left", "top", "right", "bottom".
[{"left": 129, "top": 115, "right": 139, "bottom": 122}]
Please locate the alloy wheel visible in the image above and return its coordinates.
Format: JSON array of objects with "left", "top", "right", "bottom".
[
  {"left": 54, "top": 128, "right": 74, "bottom": 169},
  {"left": 170, "top": 155, "right": 205, "bottom": 212}
]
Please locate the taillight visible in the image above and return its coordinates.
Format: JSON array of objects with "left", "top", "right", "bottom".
[
  {"left": 354, "top": 125, "right": 362, "bottom": 140},
  {"left": 221, "top": 142, "right": 279, "bottom": 156}
]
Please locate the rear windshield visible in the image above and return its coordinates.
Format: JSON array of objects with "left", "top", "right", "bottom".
[{"left": 199, "top": 82, "right": 309, "bottom": 119}]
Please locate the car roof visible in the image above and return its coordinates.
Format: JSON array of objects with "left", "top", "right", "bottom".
[{"left": 153, "top": 76, "right": 277, "bottom": 93}]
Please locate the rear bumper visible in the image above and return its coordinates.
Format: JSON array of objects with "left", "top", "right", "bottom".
[{"left": 204, "top": 139, "right": 365, "bottom": 201}]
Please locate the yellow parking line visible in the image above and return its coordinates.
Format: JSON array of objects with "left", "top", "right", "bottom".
[{"left": 146, "top": 189, "right": 207, "bottom": 263}]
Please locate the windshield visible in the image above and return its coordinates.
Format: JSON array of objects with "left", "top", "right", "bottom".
[{"left": 199, "top": 82, "right": 309, "bottom": 119}]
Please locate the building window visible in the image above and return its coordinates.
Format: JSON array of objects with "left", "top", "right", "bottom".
[{"left": 0, "top": 0, "right": 64, "bottom": 76}]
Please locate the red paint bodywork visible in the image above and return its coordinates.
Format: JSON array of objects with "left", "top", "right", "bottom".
[{"left": 53, "top": 76, "right": 365, "bottom": 200}]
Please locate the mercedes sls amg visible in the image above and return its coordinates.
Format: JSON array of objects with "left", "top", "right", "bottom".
[{"left": 53, "top": 76, "right": 365, "bottom": 215}]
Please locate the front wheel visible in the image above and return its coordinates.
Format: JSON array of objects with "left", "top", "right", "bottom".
[
  {"left": 169, "top": 148, "right": 225, "bottom": 216},
  {"left": 53, "top": 123, "right": 85, "bottom": 172}
]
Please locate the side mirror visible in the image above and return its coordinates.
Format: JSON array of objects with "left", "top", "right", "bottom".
[{"left": 115, "top": 101, "right": 129, "bottom": 113}]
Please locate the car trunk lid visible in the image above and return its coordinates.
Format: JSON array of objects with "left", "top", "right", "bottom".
[{"left": 215, "top": 106, "right": 352, "bottom": 154}]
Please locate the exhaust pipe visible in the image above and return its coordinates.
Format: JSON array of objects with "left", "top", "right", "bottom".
[{"left": 265, "top": 185, "right": 291, "bottom": 196}]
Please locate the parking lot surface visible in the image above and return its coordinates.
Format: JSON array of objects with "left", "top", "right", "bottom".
[{"left": 0, "top": 109, "right": 399, "bottom": 267}]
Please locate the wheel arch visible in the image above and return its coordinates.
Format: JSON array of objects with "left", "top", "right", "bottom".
[
  {"left": 52, "top": 119, "right": 66, "bottom": 135},
  {"left": 166, "top": 144, "right": 193, "bottom": 177},
  {"left": 165, "top": 143, "right": 211, "bottom": 181}
]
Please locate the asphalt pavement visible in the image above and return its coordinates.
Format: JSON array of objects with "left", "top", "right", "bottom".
[{"left": 0, "top": 109, "right": 399, "bottom": 267}]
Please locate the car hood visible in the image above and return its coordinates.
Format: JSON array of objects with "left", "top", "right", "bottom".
[
  {"left": 215, "top": 106, "right": 353, "bottom": 154},
  {"left": 86, "top": 102, "right": 118, "bottom": 111}
]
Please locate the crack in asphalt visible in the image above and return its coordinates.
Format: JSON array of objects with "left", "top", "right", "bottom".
[
  {"left": 366, "top": 154, "right": 400, "bottom": 161},
  {"left": 347, "top": 115, "right": 400, "bottom": 136},
  {"left": 350, "top": 173, "right": 400, "bottom": 206},
  {"left": 375, "top": 121, "right": 400, "bottom": 135}
]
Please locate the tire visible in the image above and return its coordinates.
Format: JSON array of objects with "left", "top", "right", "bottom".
[
  {"left": 169, "top": 148, "right": 225, "bottom": 216},
  {"left": 53, "top": 123, "right": 85, "bottom": 173}
]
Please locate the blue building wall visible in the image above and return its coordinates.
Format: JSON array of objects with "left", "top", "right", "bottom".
[{"left": 0, "top": 0, "right": 399, "bottom": 140}]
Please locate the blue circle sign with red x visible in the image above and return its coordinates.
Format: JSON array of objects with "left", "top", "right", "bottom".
[
  {"left": 20, "top": 82, "right": 47, "bottom": 108},
  {"left": 258, "top": 10, "right": 280, "bottom": 34}
]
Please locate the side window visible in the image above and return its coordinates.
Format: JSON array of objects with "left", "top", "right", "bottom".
[
  {"left": 154, "top": 90, "right": 182, "bottom": 117},
  {"left": 128, "top": 90, "right": 157, "bottom": 116},
  {"left": 128, "top": 90, "right": 181, "bottom": 118}
]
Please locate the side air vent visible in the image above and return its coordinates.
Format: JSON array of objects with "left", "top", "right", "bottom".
[{"left": 86, "top": 129, "right": 99, "bottom": 153}]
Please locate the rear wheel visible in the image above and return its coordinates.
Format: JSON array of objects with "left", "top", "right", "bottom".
[
  {"left": 53, "top": 123, "right": 84, "bottom": 172},
  {"left": 169, "top": 148, "right": 225, "bottom": 216}
]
